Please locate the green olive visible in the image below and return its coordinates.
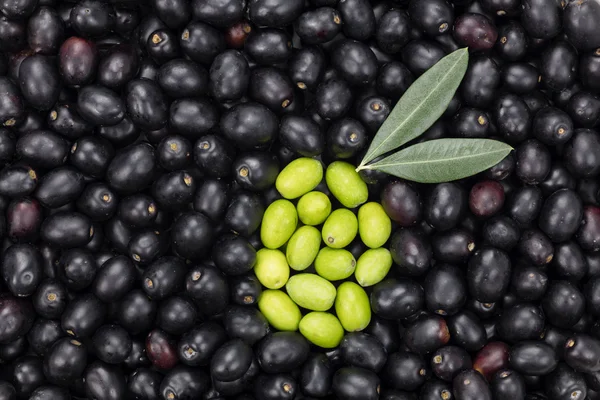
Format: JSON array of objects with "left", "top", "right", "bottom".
[
  {"left": 354, "top": 248, "right": 393, "bottom": 287},
  {"left": 254, "top": 248, "right": 290, "bottom": 289},
  {"left": 258, "top": 289, "right": 302, "bottom": 331},
  {"left": 325, "top": 161, "right": 368, "bottom": 208},
  {"left": 286, "top": 273, "right": 337, "bottom": 311},
  {"left": 276, "top": 157, "right": 324, "bottom": 199},
  {"left": 335, "top": 281, "right": 371, "bottom": 332},
  {"left": 299, "top": 312, "right": 344, "bottom": 348},
  {"left": 314, "top": 247, "right": 356, "bottom": 281},
  {"left": 261, "top": 199, "right": 298, "bottom": 249},
  {"left": 321, "top": 209, "right": 358, "bottom": 249},
  {"left": 358, "top": 202, "right": 392, "bottom": 248},
  {"left": 296, "top": 191, "right": 332, "bottom": 226},
  {"left": 286, "top": 226, "right": 321, "bottom": 271}
]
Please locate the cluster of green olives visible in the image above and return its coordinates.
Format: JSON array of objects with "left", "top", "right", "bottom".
[{"left": 254, "top": 158, "right": 392, "bottom": 348}]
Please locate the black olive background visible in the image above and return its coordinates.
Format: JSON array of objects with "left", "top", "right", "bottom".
[{"left": 1, "top": 0, "right": 600, "bottom": 399}]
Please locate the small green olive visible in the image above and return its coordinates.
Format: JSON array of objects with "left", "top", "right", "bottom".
[
  {"left": 358, "top": 202, "right": 392, "bottom": 248},
  {"left": 314, "top": 247, "right": 356, "bottom": 281},
  {"left": 276, "top": 157, "right": 324, "bottom": 199},
  {"left": 297, "top": 191, "right": 332, "bottom": 226},
  {"left": 354, "top": 248, "right": 393, "bottom": 287},
  {"left": 286, "top": 226, "right": 321, "bottom": 271},
  {"left": 258, "top": 289, "right": 302, "bottom": 331},
  {"left": 325, "top": 161, "right": 368, "bottom": 208},
  {"left": 335, "top": 281, "right": 371, "bottom": 332},
  {"left": 321, "top": 209, "right": 358, "bottom": 249},
  {"left": 286, "top": 273, "right": 337, "bottom": 311},
  {"left": 254, "top": 248, "right": 290, "bottom": 289},
  {"left": 261, "top": 199, "right": 298, "bottom": 249},
  {"left": 299, "top": 312, "right": 344, "bottom": 348}
]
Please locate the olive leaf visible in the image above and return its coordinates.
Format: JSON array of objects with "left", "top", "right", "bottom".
[
  {"left": 358, "top": 47, "right": 469, "bottom": 169},
  {"left": 361, "top": 139, "right": 513, "bottom": 183}
]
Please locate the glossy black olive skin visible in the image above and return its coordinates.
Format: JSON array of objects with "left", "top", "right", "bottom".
[
  {"left": 170, "top": 97, "right": 219, "bottom": 138},
  {"left": 229, "top": 274, "right": 262, "bottom": 306},
  {"left": 192, "top": 0, "right": 244, "bottom": 27},
  {"left": 511, "top": 264, "right": 548, "bottom": 302},
  {"left": 28, "top": 6, "right": 65, "bottom": 55},
  {"left": 518, "top": 228, "right": 554, "bottom": 267},
  {"left": 0, "top": 294, "right": 34, "bottom": 343},
  {"left": 461, "top": 55, "right": 500, "bottom": 108},
  {"left": 142, "top": 256, "right": 187, "bottom": 301},
  {"left": 564, "top": 334, "right": 600, "bottom": 373},
  {"left": 431, "top": 229, "right": 475, "bottom": 264},
  {"left": 169, "top": 211, "right": 213, "bottom": 261},
  {"left": 544, "top": 363, "right": 587, "bottom": 400},
  {"left": 146, "top": 328, "right": 178, "bottom": 370},
  {"left": 76, "top": 183, "right": 117, "bottom": 222},
  {"left": 453, "top": 13, "right": 497, "bottom": 51},
  {"left": 209, "top": 50, "right": 249, "bottom": 102},
  {"left": 220, "top": 305, "right": 268, "bottom": 346},
  {"left": 565, "top": 129, "right": 600, "bottom": 178},
  {"left": 496, "top": 304, "right": 545, "bottom": 344},
  {"left": 125, "top": 79, "right": 168, "bottom": 131},
  {"left": 447, "top": 310, "right": 486, "bottom": 352},
  {"left": 43, "top": 337, "right": 87, "bottom": 385},
  {"left": 210, "top": 338, "right": 253, "bottom": 382},
  {"left": 564, "top": 0, "right": 600, "bottom": 51},
  {"left": 69, "top": 136, "right": 114, "bottom": 179},
  {"left": 32, "top": 279, "right": 67, "bottom": 320},
  {"left": 382, "top": 351, "right": 427, "bottom": 391},
  {"left": 376, "top": 9, "right": 410, "bottom": 55},
  {"left": 423, "top": 264, "right": 467, "bottom": 316},
  {"left": 404, "top": 314, "right": 451, "bottom": 355},
  {"left": 467, "top": 247, "right": 511, "bottom": 303},
  {"left": 389, "top": 228, "right": 432, "bottom": 276},
  {"left": 97, "top": 44, "right": 139, "bottom": 89},
  {"left": 160, "top": 365, "right": 210, "bottom": 400},
  {"left": 106, "top": 143, "right": 156, "bottom": 195},
  {"left": 60, "top": 293, "right": 106, "bottom": 338},
  {"left": 233, "top": 151, "right": 279, "bottom": 192},
  {"left": 509, "top": 341, "right": 558, "bottom": 376},
  {"left": 91, "top": 255, "right": 136, "bottom": 303},
  {"left": 92, "top": 324, "right": 132, "bottom": 364},
  {"left": 495, "top": 20, "right": 527, "bottom": 61},
  {"left": 538, "top": 189, "right": 583, "bottom": 242},
  {"left": 1, "top": 242, "right": 42, "bottom": 297},
  {"left": 542, "top": 280, "right": 585, "bottom": 329},
  {"left": 34, "top": 167, "right": 84, "bottom": 209},
  {"left": 56, "top": 248, "right": 96, "bottom": 291},
  {"left": 370, "top": 278, "right": 424, "bottom": 320},
  {"left": 248, "top": 0, "right": 304, "bottom": 28},
  {"left": 301, "top": 353, "right": 333, "bottom": 397},
  {"left": 152, "top": 170, "right": 196, "bottom": 211},
  {"left": 452, "top": 369, "right": 492, "bottom": 400},
  {"left": 280, "top": 115, "right": 325, "bottom": 157},
  {"left": 245, "top": 28, "right": 291, "bottom": 65},
  {"left": 331, "top": 40, "right": 378, "bottom": 86},
  {"left": 520, "top": 0, "right": 561, "bottom": 40},
  {"left": 16, "top": 130, "right": 69, "bottom": 170},
  {"left": 18, "top": 54, "right": 61, "bottom": 111},
  {"left": 194, "top": 134, "right": 236, "bottom": 178},
  {"left": 27, "top": 318, "right": 64, "bottom": 357},
  {"left": 77, "top": 85, "right": 125, "bottom": 126},
  {"left": 220, "top": 102, "right": 277, "bottom": 151},
  {"left": 212, "top": 234, "right": 256, "bottom": 276},
  {"left": 295, "top": 8, "right": 341, "bottom": 45},
  {"left": 70, "top": 0, "right": 115, "bottom": 37},
  {"left": 116, "top": 290, "right": 157, "bottom": 336},
  {"left": 84, "top": 361, "right": 126, "bottom": 400},
  {"left": 40, "top": 211, "right": 93, "bottom": 248},
  {"left": 177, "top": 322, "right": 227, "bottom": 366},
  {"left": 224, "top": 191, "right": 264, "bottom": 237},
  {"left": 58, "top": 37, "right": 98, "bottom": 87},
  {"left": 541, "top": 40, "right": 578, "bottom": 92},
  {"left": 533, "top": 106, "right": 574, "bottom": 146},
  {"left": 96, "top": 116, "right": 139, "bottom": 147},
  {"left": 180, "top": 21, "right": 225, "bottom": 65},
  {"left": 332, "top": 367, "right": 380, "bottom": 400},
  {"left": 424, "top": 183, "right": 466, "bottom": 231},
  {"left": 157, "top": 295, "right": 197, "bottom": 335},
  {"left": 431, "top": 345, "right": 472, "bottom": 382},
  {"left": 326, "top": 117, "right": 367, "bottom": 160},
  {"left": 256, "top": 332, "right": 310, "bottom": 373}
]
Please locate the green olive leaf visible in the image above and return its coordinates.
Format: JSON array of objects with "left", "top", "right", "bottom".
[
  {"left": 363, "top": 139, "right": 514, "bottom": 183},
  {"left": 358, "top": 48, "right": 469, "bottom": 168}
]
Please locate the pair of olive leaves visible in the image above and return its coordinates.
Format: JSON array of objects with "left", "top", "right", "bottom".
[{"left": 356, "top": 48, "right": 513, "bottom": 183}]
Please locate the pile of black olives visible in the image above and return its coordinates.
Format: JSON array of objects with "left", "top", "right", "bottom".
[{"left": 2, "top": 0, "right": 600, "bottom": 399}]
